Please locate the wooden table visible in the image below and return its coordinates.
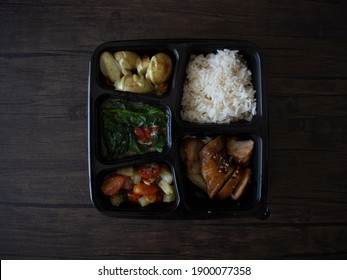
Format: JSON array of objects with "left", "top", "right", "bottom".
[{"left": 1, "top": 0, "right": 346, "bottom": 260}]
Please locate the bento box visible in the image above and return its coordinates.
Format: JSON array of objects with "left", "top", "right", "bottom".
[{"left": 88, "top": 39, "right": 269, "bottom": 219}]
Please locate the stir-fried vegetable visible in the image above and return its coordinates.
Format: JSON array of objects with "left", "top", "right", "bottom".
[
  {"left": 100, "top": 98, "right": 168, "bottom": 161},
  {"left": 101, "top": 163, "right": 176, "bottom": 207}
]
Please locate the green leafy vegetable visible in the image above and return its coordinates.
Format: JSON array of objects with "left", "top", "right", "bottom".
[{"left": 100, "top": 98, "right": 168, "bottom": 160}]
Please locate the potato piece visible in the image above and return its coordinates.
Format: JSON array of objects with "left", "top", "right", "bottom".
[
  {"left": 114, "top": 51, "right": 140, "bottom": 75},
  {"left": 115, "top": 74, "right": 154, "bottom": 94},
  {"left": 100, "top": 51, "right": 122, "bottom": 83},
  {"left": 146, "top": 53, "right": 173, "bottom": 85},
  {"left": 136, "top": 56, "right": 150, "bottom": 76},
  {"left": 154, "top": 83, "right": 168, "bottom": 95}
]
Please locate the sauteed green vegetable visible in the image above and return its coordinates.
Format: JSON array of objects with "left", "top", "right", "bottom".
[{"left": 100, "top": 98, "right": 168, "bottom": 160}]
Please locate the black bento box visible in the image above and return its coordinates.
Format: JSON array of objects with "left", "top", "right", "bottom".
[{"left": 88, "top": 39, "right": 269, "bottom": 219}]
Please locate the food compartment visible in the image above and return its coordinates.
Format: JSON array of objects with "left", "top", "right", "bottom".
[
  {"left": 89, "top": 40, "right": 268, "bottom": 219},
  {"left": 91, "top": 161, "right": 180, "bottom": 216},
  {"left": 96, "top": 95, "right": 172, "bottom": 163},
  {"left": 176, "top": 43, "right": 263, "bottom": 126},
  {"left": 177, "top": 133, "right": 264, "bottom": 216},
  {"left": 96, "top": 44, "right": 178, "bottom": 97}
]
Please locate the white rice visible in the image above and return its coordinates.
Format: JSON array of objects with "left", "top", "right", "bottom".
[{"left": 180, "top": 49, "right": 256, "bottom": 123}]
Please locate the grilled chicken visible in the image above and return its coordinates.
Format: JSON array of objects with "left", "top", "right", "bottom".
[
  {"left": 199, "top": 136, "right": 235, "bottom": 199},
  {"left": 180, "top": 135, "right": 254, "bottom": 201},
  {"left": 231, "top": 168, "right": 252, "bottom": 200},
  {"left": 216, "top": 165, "right": 242, "bottom": 200},
  {"left": 226, "top": 137, "right": 254, "bottom": 165}
]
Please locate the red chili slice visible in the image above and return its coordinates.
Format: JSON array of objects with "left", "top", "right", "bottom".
[
  {"left": 134, "top": 127, "right": 146, "bottom": 139},
  {"left": 144, "top": 127, "right": 152, "bottom": 140},
  {"left": 134, "top": 127, "right": 152, "bottom": 143}
]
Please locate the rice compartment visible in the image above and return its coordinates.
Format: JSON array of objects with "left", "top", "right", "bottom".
[{"left": 181, "top": 49, "right": 256, "bottom": 123}]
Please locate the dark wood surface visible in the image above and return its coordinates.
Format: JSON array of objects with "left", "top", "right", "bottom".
[{"left": 1, "top": 0, "right": 346, "bottom": 260}]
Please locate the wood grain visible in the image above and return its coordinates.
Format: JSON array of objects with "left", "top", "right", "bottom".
[{"left": 0, "top": 0, "right": 346, "bottom": 259}]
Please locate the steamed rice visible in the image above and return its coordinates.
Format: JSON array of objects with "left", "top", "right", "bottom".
[{"left": 180, "top": 49, "right": 256, "bottom": 123}]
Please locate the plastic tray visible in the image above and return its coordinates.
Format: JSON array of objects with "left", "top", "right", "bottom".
[{"left": 88, "top": 39, "right": 269, "bottom": 219}]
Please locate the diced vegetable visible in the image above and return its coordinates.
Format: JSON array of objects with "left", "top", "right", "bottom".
[
  {"left": 138, "top": 195, "right": 153, "bottom": 207},
  {"left": 110, "top": 193, "right": 125, "bottom": 206},
  {"left": 123, "top": 177, "right": 133, "bottom": 190},
  {"left": 116, "top": 166, "right": 134, "bottom": 177},
  {"left": 138, "top": 163, "right": 161, "bottom": 179},
  {"left": 133, "top": 183, "right": 158, "bottom": 195},
  {"left": 131, "top": 170, "right": 141, "bottom": 184},
  {"left": 127, "top": 192, "right": 141, "bottom": 204},
  {"left": 145, "top": 194, "right": 157, "bottom": 203},
  {"left": 159, "top": 166, "right": 173, "bottom": 184},
  {"left": 142, "top": 177, "right": 156, "bottom": 185},
  {"left": 158, "top": 179, "right": 174, "bottom": 195},
  {"left": 102, "top": 163, "right": 176, "bottom": 207},
  {"left": 101, "top": 175, "right": 126, "bottom": 196},
  {"left": 163, "top": 192, "right": 176, "bottom": 203}
]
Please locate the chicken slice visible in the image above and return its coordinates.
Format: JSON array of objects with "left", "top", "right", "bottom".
[
  {"left": 199, "top": 136, "right": 235, "bottom": 199},
  {"left": 231, "top": 168, "right": 252, "bottom": 200},
  {"left": 226, "top": 137, "right": 254, "bottom": 165},
  {"left": 216, "top": 165, "right": 242, "bottom": 200}
]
